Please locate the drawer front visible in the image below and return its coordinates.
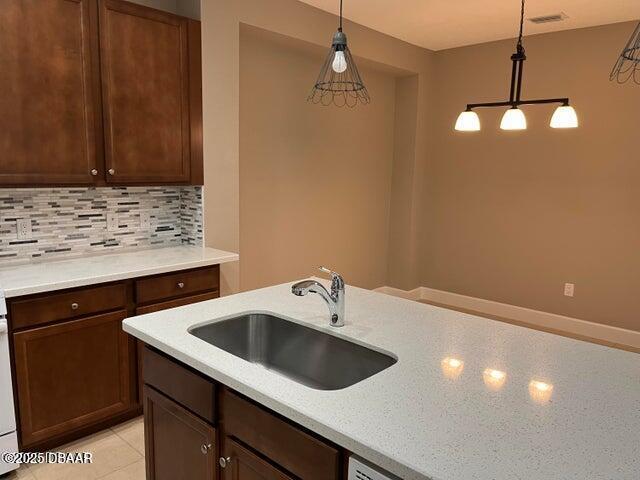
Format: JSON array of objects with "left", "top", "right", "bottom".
[
  {"left": 10, "top": 283, "right": 127, "bottom": 330},
  {"left": 136, "top": 266, "right": 219, "bottom": 305},
  {"left": 135, "top": 291, "right": 219, "bottom": 315},
  {"left": 143, "top": 347, "right": 215, "bottom": 423},
  {"left": 222, "top": 390, "right": 340, "bottom": 480}
]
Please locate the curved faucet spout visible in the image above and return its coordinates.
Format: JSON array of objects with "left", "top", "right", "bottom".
[{"left": 291, "top": 269, "right": 346, "bottom": 327}]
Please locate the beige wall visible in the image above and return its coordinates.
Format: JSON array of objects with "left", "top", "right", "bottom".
[
  {"left": 201, "top": 1, "right": 638, "bottom": 333},
  {"left": 239, "top": 26, "right": 396, "bottom": 290},
  {"left": 201, "top": 0, "right": 434, "bottom": 295},
  {"left": 421, "top": 22, "right": 640, "bottom": 332}
]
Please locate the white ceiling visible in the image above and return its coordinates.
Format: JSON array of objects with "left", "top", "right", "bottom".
[{"left": 297, "top": 0, "right": 640, "bottom": 51}]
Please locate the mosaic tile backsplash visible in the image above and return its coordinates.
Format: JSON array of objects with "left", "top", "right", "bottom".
[{"left": 0, "top": 186, "right": 203, "bottom": 263}]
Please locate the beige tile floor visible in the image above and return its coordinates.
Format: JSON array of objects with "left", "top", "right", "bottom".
[{"left": 5, "top": 417, "right": 145, "bottom": 480}]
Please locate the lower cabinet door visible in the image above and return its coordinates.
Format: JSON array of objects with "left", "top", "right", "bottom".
[
  {"left": 13, "top": 310, "right": 133, "bottom": 448},
  {"left": 222, "top": 437, "right": 293, "bottom": 480},
  {"left": 143, "top": 385, "right": 216, "bottom": 480}
]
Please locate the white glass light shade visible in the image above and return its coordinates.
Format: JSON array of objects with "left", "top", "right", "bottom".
[
  {"left": 500, "top": 107, "right": 527, "bottom": 130},
  {"left": 550, "top": 105, "right": 578, "bottom": 128},
  {"left": 454, "top": 110, "right": 481, "bottom": 131}
]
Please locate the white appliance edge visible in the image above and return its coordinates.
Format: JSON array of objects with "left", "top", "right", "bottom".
[{"left": 0, "top": 288, "right": 19, "bottom": 475}]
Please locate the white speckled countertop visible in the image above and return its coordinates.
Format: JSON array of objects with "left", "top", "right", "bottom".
[
  {"left": 123, "top": 280, "right": 640, "bottom": 480},
  {"left": 0, "top": 246, "right": 238, "bottom": 298}
]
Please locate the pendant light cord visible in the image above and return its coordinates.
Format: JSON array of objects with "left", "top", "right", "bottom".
[
  {"left": 516, "top": 0, "right": 525, "bottom": 52},
  {"left": 339, "top": 0, "right": 343, "bottom": 31}
]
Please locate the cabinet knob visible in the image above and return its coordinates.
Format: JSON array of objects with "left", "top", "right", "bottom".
[
  {"left": 108, "top": 168, "right": 115, "bottom": 175},
  {"left": 177, "top": 282, "right": 185, "bottom": 289},
  {"left": 200, "top": 443, "right": 212, "bottom": 455},
  {"left": 71, "top": 302, "right": 79, "bottom": 310},
  {"left": 91, "top": 169, "right": 98, "bottom": 176},
  {"left": 219, "top": 456, "right": 231, "bottom": 468}
]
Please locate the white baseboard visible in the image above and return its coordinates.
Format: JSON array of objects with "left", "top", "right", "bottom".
[{"left": 374, "top": 285, "right": 640, "bottom": 350}]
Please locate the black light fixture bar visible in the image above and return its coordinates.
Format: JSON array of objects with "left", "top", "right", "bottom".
[
  {"left": 466, "top": 98, "right": 569, "bottom": 110},
  {"left": 464, "top": 29, "right": 569, "bottom": 111}
]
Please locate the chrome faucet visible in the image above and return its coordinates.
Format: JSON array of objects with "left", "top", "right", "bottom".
[{"left": 292, "top": 267, "right": 345, "bottom": 327}]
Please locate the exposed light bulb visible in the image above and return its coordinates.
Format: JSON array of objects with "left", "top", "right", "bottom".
[
  {"left": 454, "top": 110, "right": 481, "bottom": 132},
  {"left": 500, "top": 107, "right": 527, "bottom": 130},
  {"left": 332, "top": 50, "right": 347, "bottom": 73},
  {"left": 550, "top": 105, "right": 578, "bottom": 128}
]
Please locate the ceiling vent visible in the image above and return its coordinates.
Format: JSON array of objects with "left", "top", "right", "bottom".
[{"left": 528, "top": 13, "right": 569, "bottom": 24}]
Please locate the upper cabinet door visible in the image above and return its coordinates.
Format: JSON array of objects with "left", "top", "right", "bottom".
[
  {"left": 99, "top": 0, "right": 191, "bottom": 184},
  {"left": 0, "top": 0, "right": 103, "bottom": 185}
]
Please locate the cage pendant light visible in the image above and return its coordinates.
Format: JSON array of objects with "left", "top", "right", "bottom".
[
  {"left": 610, "top": 21, "right": 640, "bottom": 85},
  {"left": 308, "top": 0, "right": 370, "bottom": 107},
  {"left": 454, "top": 0, "right": 578, "bottom": 131}
]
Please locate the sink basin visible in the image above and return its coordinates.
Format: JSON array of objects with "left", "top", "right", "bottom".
[{"left": 189, "top": 313, "right": 397, "bottom": 390}]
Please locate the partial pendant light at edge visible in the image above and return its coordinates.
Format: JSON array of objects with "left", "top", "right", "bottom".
[
  {"left": 500, "top": 107, "right": 527, "bottom": 131},
  {"left": 455, "top": 110, "right": 481, "bottom": 132},
  {"left": 550, "top": 105, "right": 578, "bottom": 129}
]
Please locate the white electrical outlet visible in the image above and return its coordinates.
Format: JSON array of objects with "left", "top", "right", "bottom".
[
  {"left": 16, "top": 218, "right": 32, "bottom": 240},
  {"left": 140, "top": 211, "right": 151, "bottom": 230},
  {"left": 564, "top": 283, "right": 575, "bottom": 297},
  {"left": 106, "top": 213, "right": 119, "bottom": 232}
]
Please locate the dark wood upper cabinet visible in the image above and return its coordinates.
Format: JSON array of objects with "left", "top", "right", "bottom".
[
  {"left": 99, "top": 0, "right": 192, "bottom": 184},
  {"left": 0, "top": 0, "right": 103, "bottom": 185},
  {"left": 0, "top": 0, "right": 202, "bottom": 186},
  {"left": 144, "top": 386, "right": 217, "bottom": 480}
]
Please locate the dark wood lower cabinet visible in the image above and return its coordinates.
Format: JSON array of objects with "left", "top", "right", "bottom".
[
  {"left": 13, "top": 311, "right": 133, "bottom": 448},
  {"left": 7, "top": 264, "right": 221, "bottom": 451},
  {"left": 143, "top": 385, "right": 216, "bottom": 480},
  {"left": 142, "top": 347, "right": 346, "bottom": 480},
  {"left": 222, "top": 438, "right": 293, "bottom": 480}
]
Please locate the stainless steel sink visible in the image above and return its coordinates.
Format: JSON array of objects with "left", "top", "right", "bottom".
[{"left": 189, "top": 313, "right": 397, "bottom": 390}]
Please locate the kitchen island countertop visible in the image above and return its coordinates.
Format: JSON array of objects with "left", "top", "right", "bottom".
[{"left": 124, "top": 279, "right": 640, "bottom": 480}]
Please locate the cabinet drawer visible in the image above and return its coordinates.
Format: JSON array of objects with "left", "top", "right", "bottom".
[
  {"left": 143, "top": 347, "right": 215, "bottom": 423},
  {"left": 10, "top": 283, "right": 127, "bottom": 330},
  {"left": 135, "top": 291, "right": 219, "bottom": 315},
  {"left": 136, "top": 266, "right": 219, "bottom": 305},
  {"left": 222, "top": 390, "right": 340, "bottom": 480}
]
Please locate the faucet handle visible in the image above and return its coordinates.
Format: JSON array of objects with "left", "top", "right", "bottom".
[
  {"left": 318, "top": 266, "right": 333, "bottom": 275},
  {"left": 318, "top": 266, "right": 345, "bottom": 289}
]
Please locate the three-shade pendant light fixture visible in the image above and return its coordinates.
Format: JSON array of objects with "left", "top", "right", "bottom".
[
  {"left": 308, "top": 0, "right": 370, "bottom": 107},
  {"left": 455, "top": 0, "right": 578, "bottom": 132}
]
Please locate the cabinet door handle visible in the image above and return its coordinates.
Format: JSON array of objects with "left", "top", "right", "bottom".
[
  {"left": 200, "top": 443, "right": 212, "bottom": 455},
  {"left": 177, "top": 282, "right": 185, "bottom": 289},
  {"left": 91, "top": 169, "right": 98, "bottom": 176},
  {"left": 108, "top": 168, "right": 115, "bottom": 175},
  {"left": 71, "top": 302, "right": 79, "bottom": 310},
  {"left": 219, "top": 456, "right": 231, "bottom": 468}
]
